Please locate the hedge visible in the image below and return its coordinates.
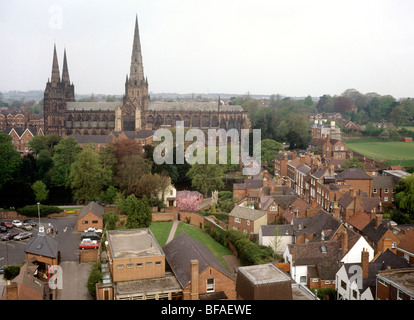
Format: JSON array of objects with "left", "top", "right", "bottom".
[
  {"left": 3, "top": 265, "right": 21, "bottom": 281},
  {"left": 225, "top": 229, "right": 273, "bottom": 266},
  {"left": 16, "top": 204, "right": 62, "bottom": 218}
]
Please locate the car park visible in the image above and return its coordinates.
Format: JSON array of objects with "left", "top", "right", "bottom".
[
  {"left": 14, "top": 232, "right": 33, "bottom": 240},
  {"left": 1, "top": 231, "right": 18, "bottom": 241},
  {"left": 21, "top": 223, "right": 33, "bottom": 230},
  {"left": 81, "top": 231, "right": 101, "bottom": 240},
  {"left": 79, "top": 239, "right": 99, "bottom": 250},
  {"left": 12, "top": 220, "right": 22, "bottom": 228},
  {"left": 0, "top": 221, "right": 13, "bottom": 229},
  {"left": 23, "top": 219, "right": 37, "bottom": 227}
]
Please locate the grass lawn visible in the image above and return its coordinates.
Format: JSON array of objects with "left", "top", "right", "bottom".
[
  {"left": 344, "top": 139, "right": 414, "bottom": 167},
  {"left": 174, "top": 222, "right": 232, "bottom": 269},
  {"left": 149, "top": 221, "right": 173, "bottom": 247}
]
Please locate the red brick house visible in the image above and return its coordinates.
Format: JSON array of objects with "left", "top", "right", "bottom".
[
  {"left": 76, "top": 201, "right": 104, "bottom": 232},
  {"left": 163, "top": 232, "right": 236, "bottom": 300}
]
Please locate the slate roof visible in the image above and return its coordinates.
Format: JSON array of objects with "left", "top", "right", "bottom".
[
  {"left": 289, "top": 228, "right": 361, "bottom": 266},
  {"left": 163, "top": 232, "right": 234, "bottom": 288},
  {"left": 24, "top": 233, "right": 59, "bottom": 259},
  {"left": 372, "top": 176, "right": 399, "bottom": 189},
  {"left": 233, "top": 179, "right": 263, "bottom": 190},
  {"left": 67, "top": 101, "right": 121, "bottom": 111},
  {"left": 148, "top": 101, "right": 244, "bottom": 113},
  {"left": 361, "top": 218, "right": 390, "bottom": 243},
  {"left": 229, "top": 206, "right": 266, "bottom": 221},
  {"left": 78, "top": 201, "right": 104, "bottom": 220},
  {"left": 293, "top": 210, "right": 341, "bottom": 240},
  {"left": 337, "top": 168, "right": 372, "bottom": 180},
  {"left": 260, "top": 224, "right": 294, "bottom": 237},
  {"left": 346, "top": 211, "right": 371, "bottom": 231},
  {"left": 70, "top": 134, "right": 114, "bottom": 144},
  {"left": 271, "top": 195, "right": 298, "bottom": 210}
]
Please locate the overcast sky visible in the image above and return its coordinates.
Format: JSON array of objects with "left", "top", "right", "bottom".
[{"left": 1, "top": 0, "right": 414, "bottom": 98}]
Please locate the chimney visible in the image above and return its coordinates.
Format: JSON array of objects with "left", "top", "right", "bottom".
[
  {"left": 6, "top": 282, "right": 18, "bottom": 300},
  {"left": 190, "top": 259, "right": 199, "bottom": 300},
  {"left": 375, "top": 214, "right": 383, "bottom": 228},
  {"left": 283, "top": 153, "right": 288, "bottom": 160},
  {"left": 341, "top": 229, "right": 348, "bottom": 254},
  {"left": 381, "top": 238, "right": 393, "bottom": 253},
  {"left": 361, "top": 249, "right": 369, "bottom": 279},
  {"left": 330, "top": 121, "right": 335, "bottom": 128},
  {"left": 349, "top": 187, "right": 355, "bottom": 198},
  {"left": 370, "top": 208, "right": 376, "bottom": 221}
]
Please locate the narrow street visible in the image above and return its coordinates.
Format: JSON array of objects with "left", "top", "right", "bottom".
[{"left": 57, "top": 261, "right": 93, "bottom": 300}]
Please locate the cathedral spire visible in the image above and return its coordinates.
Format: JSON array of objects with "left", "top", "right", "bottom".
[
  {"left": 129, "top": 14, "right": 145, "bottom": 84},
  {"left": 51, "top": 43, "right": 60, "bottom": 85},
  {"left": 62, "top": 47, "right": 70, "bottom": 84}
]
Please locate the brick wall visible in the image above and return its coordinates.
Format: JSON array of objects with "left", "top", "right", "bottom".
[
  {"left": 80, "top": 248, "right": 99, "bottom": 263},
  {"left": 152, "top": 212, "right": 176, "bottom": 222},
  {"left": 178, "top": 211, "right": 205, "bottom": 229}
]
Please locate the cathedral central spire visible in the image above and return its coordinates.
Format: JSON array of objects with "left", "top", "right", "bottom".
[
  {"left": 62, "top": 48, "right": 70, "bottom": 84},
  {"left": 129, "top": 14, "right": 145, "bottom": 85}
]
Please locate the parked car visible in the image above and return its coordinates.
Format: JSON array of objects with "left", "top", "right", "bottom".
[
  {"left": 81, "top": 231, "right": 101, "bottom": 240},
  {"left": 21, "top": 223, "right": 33, "bottom": 230},
  {"left": 79, "top": 239, "right": 99, "bottom": 250},
  {"left": 1, "top": 232, "right": 18, "bottom": 241},
  {"left": 0, "top": 266, "right": 3, "bottom": 274},
  {"left": 0, "top": 225, "right": 7, "bottom": 232},
  {"left": 14, "top": 232, "right": 33, "bottom": 240},
  {"left": 23, "top": 219, "right": 37, "bottom": 227},
  {"left": 84, "top": 227, "right": 103, "bottom": 234},
  {"left": 12, "top": 220, "right": 22, "bottom": 228},
  {"left": 0, "top": 221, "right": 13, "bottom": 229}
]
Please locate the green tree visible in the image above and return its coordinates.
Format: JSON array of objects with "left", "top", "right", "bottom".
[
  {"left": 28, "top": 134, "right": 61, "bottom": 155},
  {"left": 303, "top": 95, "right": 314, "bottom": 107},
  {"left": 116, "top": 154, "right": 152, "bottom": 195},
  {"left": 124, "top": 195, "right": 152, "bottom": 228},
  {"left": 32, "top": 180, "right": 49, "bottom": 203},
  {"left": 342, "top": 157, "right": 365, "bottom": 170},
  {"left": 51, "top": 137, "right": 82, "bottom": 187},
  {"left": 395, "top": 174, "right": 414, "bottom": 215},
  {"left": 69, "top": 147, "right": 106, "bottom": 202},
  {"left": 389, "top": 105, "right": 409, "bottom": 128},
  {"left": 261, "top": 139, "right": 284, "bottom": 173},
  {"left": 0, "top": 133, "right": 22, "bottom": 188},
  {"left": 187, "top": 163, "right": 225, "bottom": 197}
]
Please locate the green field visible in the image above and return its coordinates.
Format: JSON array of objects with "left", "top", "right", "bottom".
[
  {"left": 344, "top": 138, "right": 414, "bottom": 167},
  {"left": 149, "top": 221, "right": 173, "bottom": 247}
]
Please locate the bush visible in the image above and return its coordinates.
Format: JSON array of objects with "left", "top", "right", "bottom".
[
  {"left": 218, "top": 191, "right": 233, "bottom": 201},
  {"left": 87, "top": 262, "right": 103, "bottom": 298},
  {"left": 225, "top": 229, "right": 273, "bottom": 265},
  {"left": 3, "top": 265, "right": 21, "bottom": 281},
  {"left": 103, "top": 211, "right": 119, "bottom": 231},
  {"left": 16, "top": 204, "right": 62, "bottom": 217}
]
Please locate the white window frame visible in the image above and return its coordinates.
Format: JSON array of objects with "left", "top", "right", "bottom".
[{"left": 206, "top": 278, "right": 215, "bottom": 293}]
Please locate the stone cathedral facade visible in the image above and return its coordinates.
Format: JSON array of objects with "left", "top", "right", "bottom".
[{"left": 43, "top": 16, "right": 251, "bottom": 137}]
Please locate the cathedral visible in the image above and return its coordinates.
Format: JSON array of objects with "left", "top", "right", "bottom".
[{"left": 43, "top": 16, "right": 250, "bottom": 137}]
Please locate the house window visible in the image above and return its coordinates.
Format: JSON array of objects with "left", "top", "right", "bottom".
[
  {"left": 341, "top": 280, "right": 347, "bottom": 290},
  {"left": 82, "top": 220, "right": 88, "bottom": 224},
  {"left": 146, "top": 262, "right": 152, "bottom": 267},
  {"left": 378, "top": 278, "right": 388, "bottom": 287},
  {"left": 312, "top": 278, "right": 319, "bottom": 283},
  {"left": 136, "top": 263, "right": 143, "bottom": 268},
  {"left": 92, "top": 220, "right": 98, "bottom": 224},
  {"left": 117, "top": 264, "right": 124, "bottom": 270},
  {"left": 384, "top": 188, "right": 388, "bottom": 193},
  {"left": 398, "top": 289, "right": 403, "bottom": 300},
  {"left": 392, "top": 242, "right": 397, "bottom": 249},
  {"left": 126, "top": 264, "right": 133, "bottom": 269},
  {"left": 352, "top": 290, "right": 358, "bottom": 299},
  {"left": 300, "top": 276, "right": 306, "bottom": 283},
  {"left": 325, "top": 280, "right": 331, "bottom": 285},
  {"left": 235, "top": 217, "right": 241, "bottom": 223},
  {"left": 384, "top": 196, "right": 388, "bottom": 202},
  {"left": 270, "top": 206, "right": 277, "bottom": 211},
  {"left": 206, "top": 278, "right": 215, "bottom": 293},
  {"left": 373, "top": 189, "right": 377, "bottom": 193},
  {"left": 156, "top": 261, "right": 162, "bottom": 266},
  {"left": 247, "top": 220, "right": 250, "bottom": 226}
]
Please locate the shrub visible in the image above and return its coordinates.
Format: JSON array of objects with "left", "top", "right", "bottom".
[
  {"left": 218, "top": 191, "right": 233, "bottom": 201},
  {"left": 3, "top": 265, "right": 21, "bottom": 281},
  {"left": 87, "top": 262, "right": 103, "bottom": 298},
  {"left": 16, "top": 204, "right": 62, "bottom": 217}
]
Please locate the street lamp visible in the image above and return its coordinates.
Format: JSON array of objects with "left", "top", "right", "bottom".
[{"left": 37, "top": 202, "right": 40, "bottom": 226}]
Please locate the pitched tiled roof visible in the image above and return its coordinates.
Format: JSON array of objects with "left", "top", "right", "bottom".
[
  {"left": 163, "top": 232, "right": 234, "bottom": 288},
  {"left": 337, "top": 168, "right": 372, "bottom": 180},
  {"left": 24, "top": 233, "right": 59, "bottom": 259},
  {"left": 148, "top": 101, "right": 244, "bottom": 113},
  {"left": 346, "top": 211, "right": 371, "bottom": 231},
  {"left": 78, "top": 201, "right": 104, "bottom": 220},
  {"left": 372, "top": 176, "right": 399, "bottom": 189},
  {"left": 398, "top": 229, "right": 414, "bottom": 253},
  {"left": 70, "top": 134, "right": 114, "bottom": 144},
  {"left": 260, "top": 224, "right": 294, "bottom": 237},
  {"left": 229, "top": 206, "right": 266, "bottom": 221},
  {"left": 361, "top": 219, "right": 390, "bottom": 243},
  {"left": 293, "top": 210, "right": 341, "bottom": 239}
]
